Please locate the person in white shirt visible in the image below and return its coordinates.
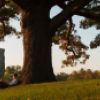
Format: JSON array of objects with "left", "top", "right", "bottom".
[{"left": 9, "top": 73, "right": 19, "bottom": 86}]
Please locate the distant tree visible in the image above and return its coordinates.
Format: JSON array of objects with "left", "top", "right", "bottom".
[
  {"left": 68, "top": 71, "right": 79, "bottom": 80},
  {"left": 56, "top": 72, "right": 68, "bottom": 81},
  {"left": 5, "top": 66, "right": 15, "bottom": 74},
  {"left": 93, "top": 70, "right": 100, "bottom": 79},
  {"left": 85, "top": 69, "right": 93, "bottom": 79},
  {"left": 68, "top": 69, "right": 100, "bottom": 80},
  {"left": 0, "top": 0, "right": 100, "bottom": 84},
  {"left": 5, "top": 65, "right": 21, "bottom": 74},
  {"left": 78, "top": 68, "right": 86, "bottom": 79}
]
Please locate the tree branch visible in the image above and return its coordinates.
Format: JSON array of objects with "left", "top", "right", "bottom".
[
  {"left": 49, "top": 0, "right": 69, "bottom": 6},
  {"left": 12, "top": 0, "right": 28, "bottom": 10},
  {"left": 76, "top": 8, "right": 100, "bottom": 22},
  {"left": 0, "top": 21, "right": 5, "bottom": 39},
  {"left": 57, "top": 2, "right": 67, "bottom": 9},
  {"left": 50, "top": 0, "right": 92, "bottom": 35}
]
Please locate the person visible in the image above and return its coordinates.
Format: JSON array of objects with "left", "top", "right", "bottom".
[
  {"left": 0, "top": 73, "right": 20, "bottom": 88},
  {"left": 8, "top": 73, "right": 20, "bottom": 86}
]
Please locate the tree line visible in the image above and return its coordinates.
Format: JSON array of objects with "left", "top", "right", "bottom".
[
  {"left": 4, "top": 65, "right": 100, "bottom": 82},
  {"left": 56, "top": 68, "right": 100, "bottom": 81}
]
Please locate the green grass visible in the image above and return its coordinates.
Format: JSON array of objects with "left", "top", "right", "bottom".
[{"left": 0, "top": 79, "right": 100, "bottom": 100}]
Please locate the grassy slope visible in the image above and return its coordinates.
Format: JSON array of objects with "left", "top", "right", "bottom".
[{"left": 0, "top": 79, "right": 100, "bottom": 100}]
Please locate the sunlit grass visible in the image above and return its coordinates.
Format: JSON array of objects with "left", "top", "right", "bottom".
[{"left": 0, "top": 79, "right": 100, "bottom": 100}]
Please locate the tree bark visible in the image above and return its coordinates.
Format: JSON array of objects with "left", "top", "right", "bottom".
[{"left": 21, "top": 2, "right": 56, "bottom": 84}]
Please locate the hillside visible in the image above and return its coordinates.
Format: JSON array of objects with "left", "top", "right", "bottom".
[{"left": 0, "top": 79, "right": 100, "bottom": 100}]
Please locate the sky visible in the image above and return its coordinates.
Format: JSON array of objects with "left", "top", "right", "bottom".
[{"left": 0, "top": 6, "right": 100, "bottom": 74}]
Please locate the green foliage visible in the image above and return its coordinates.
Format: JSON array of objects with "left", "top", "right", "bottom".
[
  {"left": 56, "top": 72, "right": 68, "bottom": 81},
  {"left": 79, "top": 0, "right": 100, "bottom": 49},
  {"left": 53, "top": 20, "right": 89, "bottom": 67},
  {"left": 0, "top": 0, "right": 21, "bottom": 40},
  {"left": 4, "top": 65, "right": 21, "bottom": 81},
  {"left": 90, "top": 34, "right": 100, "bottom": 48},
  {"left": 80, "top": 18, "right": 100, "bottom": 29},
  {"left": 0, "top": 80, "right": 100, "bottom": 100}
]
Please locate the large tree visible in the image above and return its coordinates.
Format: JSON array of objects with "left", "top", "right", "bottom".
[{"left": 0, "top": 0, "right": 100, "bottom": 84}]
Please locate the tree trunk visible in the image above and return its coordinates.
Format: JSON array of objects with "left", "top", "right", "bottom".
[{"left": 21, "top": 2, "right": 56, "bottom": 84}]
